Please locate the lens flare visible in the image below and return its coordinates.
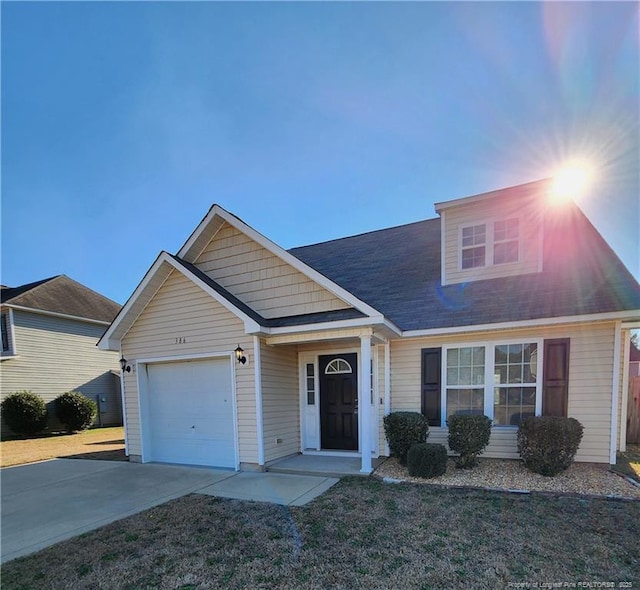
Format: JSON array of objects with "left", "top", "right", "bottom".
[{"left": 550, "top": 159, "right": 595, "bottom": 204}]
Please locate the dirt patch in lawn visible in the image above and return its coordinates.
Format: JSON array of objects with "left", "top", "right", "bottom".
[
  {"left": 0, "top": 427, "right": 125, "bottom": 467},
  {"left": 2, "top": 478, "right": 638, "bottom": 590},
  {"left": 613, "top": 444, "right": 640, "bottom": 483}
]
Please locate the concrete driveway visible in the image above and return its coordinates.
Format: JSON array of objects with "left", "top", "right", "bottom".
[{"left": 1, "top": 459, "right": 337, "bottom": 563}]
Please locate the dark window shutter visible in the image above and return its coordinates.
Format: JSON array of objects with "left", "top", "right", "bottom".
[
  {"left": 1, "top": 313, "right": 9, "bottom": 352},
  {"left": 542, "top": 338, "right": 570, "bottom": 417},
  {"left": 421, "top": 348, "right": 442, "bottom": 427}
]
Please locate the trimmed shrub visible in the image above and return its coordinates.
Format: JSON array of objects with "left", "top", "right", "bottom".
[
  {"left": 383, "top": 412, "right": 429, "bottom": 465},
  {"left": 1, "top": 390, "right": 48, "bottom": 435},
  {"left": 447, "top": 414, "right": 492, "bottom": 469},
  {"left": 54, "top": 391, "right": 97, "bottom": 433},
  {"left": 407, "top": 443, "right": 448, "bottom": 479},
  {"left": 517, "top": 416, "right": 584, "bottom": 476}
]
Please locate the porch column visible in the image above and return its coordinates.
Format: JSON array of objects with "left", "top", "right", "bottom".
[{"left": 359, "top": 334, "right": 372, "bottom": 474}]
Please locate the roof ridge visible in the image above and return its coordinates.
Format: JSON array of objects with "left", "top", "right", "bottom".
[
  {"left": 1, "top": 275, "right": 61, "bottom": 300},
  {"left": 289, "top": 217, "right": 438, "bottom": 252}
]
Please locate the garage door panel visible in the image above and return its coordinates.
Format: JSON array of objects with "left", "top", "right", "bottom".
[{"left": 145, "top": 358, "right": 236, "bottom": 468}]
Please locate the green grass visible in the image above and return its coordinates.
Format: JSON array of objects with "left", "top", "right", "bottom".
[{"left": 2, "top": 478, "right": 638, "bottom": 590}]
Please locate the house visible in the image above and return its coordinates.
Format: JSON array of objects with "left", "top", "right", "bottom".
[
  {"left": 1, "top": 276, "right": 122, "bottom": 430},
  {"left": 98, "top": 179, "right": 640, "bottom": 472}
]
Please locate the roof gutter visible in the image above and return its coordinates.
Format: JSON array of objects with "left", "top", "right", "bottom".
[{"left": 401, "top": 309, "right": 640, "bottom": 338}]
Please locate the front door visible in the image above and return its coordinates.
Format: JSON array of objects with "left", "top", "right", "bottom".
[{"left": 319, "top": 353, "right": 358, "bottom": 450}]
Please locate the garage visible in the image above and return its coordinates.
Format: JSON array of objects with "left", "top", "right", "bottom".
[{"left": 143, "top": 358, "right": 236, "bottom": 469}]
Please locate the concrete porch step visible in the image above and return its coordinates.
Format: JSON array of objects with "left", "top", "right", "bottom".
[{"left": 266, "top": 454, "right": 384, "bottom": 478}]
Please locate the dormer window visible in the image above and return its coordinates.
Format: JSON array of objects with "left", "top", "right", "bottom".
[
  {"left": 461, "top": 224, "right": 486, "bottom": 269},
  {"left": 493, "top": 218, "right": 519, "bottom": 264},
  {"left": 460, "top": 218, "right": 520, "bottom": 270}
]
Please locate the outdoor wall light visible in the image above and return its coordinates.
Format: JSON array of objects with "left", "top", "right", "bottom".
[
  {"left": 119, "top": 357, "right": 131, "bottom": 373},
  {"left": 234, "top": 345, "right": 247, "bottom": 365}
]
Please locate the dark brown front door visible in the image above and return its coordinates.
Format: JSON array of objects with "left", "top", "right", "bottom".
[{"left": 319, "top": 353, "right": 358, "bottom": 450}]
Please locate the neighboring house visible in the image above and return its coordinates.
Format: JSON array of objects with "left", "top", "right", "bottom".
[
  {"left": 98, "top": 179, "right": 640, "bottom": 471},
  {"left": 630, "top": 339, "right": 640, "bottom": 378},
  {"left": 1, "top": 276, "right": 122, "bottom": 430}
]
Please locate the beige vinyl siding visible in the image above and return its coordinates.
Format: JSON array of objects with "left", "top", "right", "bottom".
[
  {"left": 260, "top": 341, "right": 299, "bottom": 462},
  {"left": 0, "top": 310, "right": 121, "bottom": 428},
  {"left": 194, "top": 222, "right": 351, "bottom": 318},
  {"left": 121, "top": 270, "right": 257, "bottom": 464},
  {"left": 443, "top": 197, "right": 541, "bottom": 285},
  {"left": 389, "top": 322, "right": 616, "bottom": 463}
]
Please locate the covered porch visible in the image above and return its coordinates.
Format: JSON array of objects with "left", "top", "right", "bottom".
[{"left": 259, "top": 326, "right": 393, "bottom": 475}]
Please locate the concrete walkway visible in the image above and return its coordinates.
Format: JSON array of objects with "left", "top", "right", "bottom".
[{"left": 1, "top": 459, "right": 338, "bottom": 563}]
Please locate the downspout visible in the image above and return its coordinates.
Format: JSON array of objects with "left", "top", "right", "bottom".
[
  {"left": 253, "top": 335, "right": 265, "bottom": 468},
  {"left": 609, "top": 322, "right": 622, "bottom": 465},
  {"left": 119, "top": 345, "right": 129, "bottom": 456}
]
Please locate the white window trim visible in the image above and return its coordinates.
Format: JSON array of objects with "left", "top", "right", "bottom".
[
  {"left": 441, "top": 337, "right": 543, "bottom": 428},
  {"left": 458, "top": 216, "right": 522, "bottom": 271}
]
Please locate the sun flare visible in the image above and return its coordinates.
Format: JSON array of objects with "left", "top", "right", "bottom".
[{"left": 549, "top": 159, "right": 595, "bottom": 205}]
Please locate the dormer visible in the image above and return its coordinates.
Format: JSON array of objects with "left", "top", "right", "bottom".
[{"left": 435, "top": 179, "right": 548, "bottom": 285}]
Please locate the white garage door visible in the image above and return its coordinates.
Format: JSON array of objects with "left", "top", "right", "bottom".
[{"left": 145, "top": 358, "right": 235, "bottom": 468}]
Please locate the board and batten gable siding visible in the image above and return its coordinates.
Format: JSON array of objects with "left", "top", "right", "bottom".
[
  {"left": 120, "top": 269, "right": 257, "bottom": 464},
  {"left": 193, "top": 222, "right": 352, "bottom": 318},
  {"left": 443, "top": 195, "right": 542, "bottom": 285},
  {"left": 259, "top": 341, "right": 299, "bottom": 462},
  {"left": 0, "top": 310, "right": 121, "bottom": 426},
  {"left": 389, "top": 322, "right": 616, "bottom": 463}
]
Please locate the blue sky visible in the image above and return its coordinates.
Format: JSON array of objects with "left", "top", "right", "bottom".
[{"left": 2, "top": 1, "right": 638, "bottom": 305}]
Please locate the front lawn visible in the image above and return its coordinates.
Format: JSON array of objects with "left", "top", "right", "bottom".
[
  {"left": 2, "top": 478, "right": 637, "bottom": 589},
  {"left": 0, "top": 426, "right": 125, "bottom": 467}
]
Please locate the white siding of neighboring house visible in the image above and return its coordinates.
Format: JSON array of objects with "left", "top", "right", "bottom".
[
  {"left": 259, "top": 341, "right": 299, "bottom": 463},
  {"left": 442, "top": 195, "right": 542, "bottom": 285},
  {"left": 389, "top": 322, "right": 616, "bottom": 463},
  {"left": 120, "top": 270, "right": 257, "bottom": 465},
  {"left": 193, "top": 222, "right": 352, "bottom": 318},
  {"left": 0, "top": 310, "right": 121, "bottom": 429}
]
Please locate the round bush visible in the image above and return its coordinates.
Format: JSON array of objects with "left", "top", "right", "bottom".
[
  {"left": 447, "top": 414, "right": 492, "bottom": 469},
  {"left": 54, "top": 391, "right": 97, "bottom": 432},
  {"left": 1, "top": 391, "right": 48, "bottom": 435},
  {"left": 383, "top": 412, "right": 429, "bottom": 465},
  {"left": 517, "top": 416, "right": 584, "bottom": 476},
  {"left": 407, "top": 443, "right": 448, "bottom": 479}
]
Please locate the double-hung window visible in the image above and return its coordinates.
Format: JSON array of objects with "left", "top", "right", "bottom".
[
  {"left": 461, "top": 224, "right": 486, "bottom": 269},
  {"left": 493, "top": 218, "right": 519, "bottom": 264},
  {"left": 445, "top": 346, "right": 485, "bottom": 417},
  {"left": 493, "top": 343, "right": 537, "bottom": 426},
  {"left": 443, "top": 341, "right": 540, "bottom": 427},
  {"left": 460, "top": 217, "right": 520, "bottom": 270}
]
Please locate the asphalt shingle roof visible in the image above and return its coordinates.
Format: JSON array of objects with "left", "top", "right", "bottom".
[
  {"left": 290, "top": 204, "right": 640, "bottom": 332},
  {"left": 1, "top": 276, "right": 121, "bottom": 324}
]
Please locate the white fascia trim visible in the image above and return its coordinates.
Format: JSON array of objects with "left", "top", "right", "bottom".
[
  {"left": 610, "top": 321, "right": 622, "bottom": 465},
  {"left": 402, "top": 310, "right": 640, "bottom": 338},
  {"left": 4, "top": 304, "right": 111, "bottom": 326},
  {"left": 98, "top": 252, "right": 261, "bottom": 351},
  {"left": 98, "top": 252, "right": 173, "bottom": 350},
  {"left": 165, "top": 254, "right": 261, "bottom": 333},
  {"left": 621, "top": 320, "right": 640, "bottom": 329},
  {"left": 440, "top": 209, "right": 447, "bottom": 286},
  {"left": 178, "top": 205, "right": 384, "bottom": 319},
  {"left": 260, "top": 315, "right": 399, "bottom": 337}
]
